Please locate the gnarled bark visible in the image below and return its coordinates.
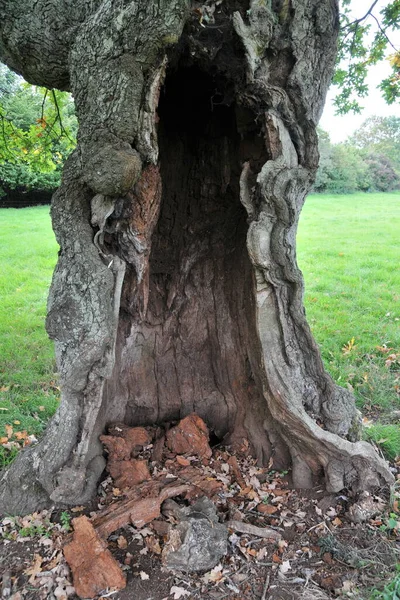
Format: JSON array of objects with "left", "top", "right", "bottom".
[{"left": 0, "top": 0, "right": 393, "bottom": 515}]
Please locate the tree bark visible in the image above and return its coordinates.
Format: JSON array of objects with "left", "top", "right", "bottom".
[{"left": 0, "top": 0, "right": 393, "bottom": 515}]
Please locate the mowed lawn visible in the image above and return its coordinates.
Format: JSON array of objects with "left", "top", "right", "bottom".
[
  {"left": 297, "top": 192, "right": 400, "bottom": 457},
  {"left": 0, "top": 193, "right": 399, "bottom": 465},
  {"left": 0, "top": 205, "right": 59, "bottom": 465}
]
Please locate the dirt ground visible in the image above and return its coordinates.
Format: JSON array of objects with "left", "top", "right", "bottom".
[{"left": 1, "top": 422, "right": 399, "bottom": 600}]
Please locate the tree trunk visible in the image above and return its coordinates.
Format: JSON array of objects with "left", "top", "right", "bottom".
[{"left": 0, "top": 0, "right": 393, "bottom": 515}]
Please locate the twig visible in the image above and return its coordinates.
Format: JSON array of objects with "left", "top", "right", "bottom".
[
  {"left": 40, "top": 88, "right": 48, "bottom": 123},
  {"left": 226, "top": 520, "right": 282, "bottom": 540},
  {"left": 261, "top": 574, "right": 270, "bottom": 600},
  {"left": 342, "top": 0, "right": 379, "bottom": 29},
  {"left": 369, "top": 13, "right": 398, "bottom": 52}
]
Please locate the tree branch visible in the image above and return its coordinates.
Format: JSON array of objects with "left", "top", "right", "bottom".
[
  {"left": 342, "top": 0, "right": 379, "bottom": 30},
  {"left": 370, "top": 13, "right": 398, "bottom": 53}
]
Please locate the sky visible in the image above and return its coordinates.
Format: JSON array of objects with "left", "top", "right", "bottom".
[{"left": 319, "top": 0, "right": 400, "bottom": 143}]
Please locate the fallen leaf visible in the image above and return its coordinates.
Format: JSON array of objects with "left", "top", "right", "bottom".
[
  {"left": 117, "top": 535, "right": 128, "bottom": 549},
  {"left": 13, "top": 420, "right": 20, "bottom": 425},
  {"left": 71, "top": 506, "right": 85, "bottom": 513},
  {"left": 5, "top": 424, "right": 13, "bottom": 439},
  {"left": 145, "top": 536, "right": 161, "bottom": 554},
  {"left": 38, "top": 406, "right": 45, "bottom": 411},
  {"left": 0, "top": 437, "right": 8, "bottom": 444},
  {"left": 342, "top": 580, "right": 355, "bottom": 592},
  {"left": 170, "top": 585, "right": 191, "bottom": 599},
  {"left": 256, "top": 546, "right": 268, "bottom": 561},
  {"left": 24, "top": 553, "right": 43, "bottom": 583},
  {"left": 140, "top": 571, "right": 149, "bottom": 580},
  {"left": 0, "top": 386, "right": 10, "bottom": 392},
  {"left": 14, "top": 430, "right": 27, "bottom": 440},
  {"left": 277, "top": 539, "right": 288, "bottom": 553},
  {"left": 332, "top": 517, "right": 342, "bottom": 527},
  {"left": 279, "top": 560, "right": 291, "bottom": 574},
  {"left": 202, "top": 564, "right": 224, "bottom": 584},
  {"left": 272, "top": 553, "right": 282, "bottom": 563},
  {"left": 53, "top": 586, "right": 67, "bottom": 599},
  {"left": 257, "top": 504, "right": 278, "bottom": 515},
  {"left": 176, "top": 455, "right": 190, "bottom": 467}
]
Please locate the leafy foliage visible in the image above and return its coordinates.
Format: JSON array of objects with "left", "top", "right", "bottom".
[
  {"left": 314, "top": 117, "right": 400, "bottom": 193},
  {"left": 0, "top": 64, "right": 77, "bottom": 198},
  {"left": 334, "top": 0, "right": 400, "bottom": 113}
]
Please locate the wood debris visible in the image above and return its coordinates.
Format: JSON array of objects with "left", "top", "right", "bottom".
[
  {"left": 166, "top": 414, "right": 212, "bottom": 463},
  {"left": 63, "top": 516, "right": 126, "bottom": 598}
]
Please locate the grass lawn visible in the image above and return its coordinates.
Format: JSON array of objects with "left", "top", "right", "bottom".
[
  {"left": 298, "top": 192, "right": 400, "bottom": 458},
  {"left": 0, "top": 193, "right": 399, "bottom": 465},
  {"left": 0, "top": 205, "right": 59, "bottom": 466}
]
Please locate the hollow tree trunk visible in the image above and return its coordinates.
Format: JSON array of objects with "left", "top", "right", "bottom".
[{"left": 0, "top": 0, "right": 393, "bottom": 515}]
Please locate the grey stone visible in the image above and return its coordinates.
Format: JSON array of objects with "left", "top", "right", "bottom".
[{"left": 162, "top": 497, "right": 227, "bottom": 573}]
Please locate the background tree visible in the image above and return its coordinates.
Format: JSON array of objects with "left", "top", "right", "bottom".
[
  {"left": 350, "top": 115, "right": 400, "bottom": 169},
  {"left": 314, "top": 118, "right": 400, "bottom": 193},
  {"left": 334, "top": 0, "right": 400, "bottom": 113},
  {"left": 0, "top": 0, "right": 393, "bottom": 515},
  {"left": 0, "top": 64, "right": 77, "bottom": 200}
]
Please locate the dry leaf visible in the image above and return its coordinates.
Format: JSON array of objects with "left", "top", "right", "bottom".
[
  {"left": 277, "top": 539, "right": 288, "bottom": 553},
  {"left": 202, "top": 564, "right": 224, "bottom": 584},
  {"left": 140, "top": 571, "right": 149, "bottom": 580},
  {"left": 279, "top": 560, "right": 291, "bottom": 574},
  {"left": 117, "top": 535, "right": 128, "bottom": 549},
  {"left": 14, "top": 430, "right": 27, "bottom": 440},
  {"left": 272, "top": 553, "right": 282, "bottom": 564},
  {"left": 170, "top": 586, "right": 190, "bottom": 599},
  {"left": 5, "top": 424, "right": 13, "bottom": 439},
  {"left": 13, "top": 420, "right": 20, "bottom": 425},
  {"left": 332, "top": 517, "right": 342, "bottom": 527},
  {"left": 24, "top": 553, "right": 43, "bottom": 583},
  {"left": 256, "top": 547, "right": 268, "bottom": 561},
  {"left": 342, "top": 580, "right": 355, "bottom": 592},
  {"left": 71, "top": 506, "right": 85, "bottom": 513},
  {"left": 176, "top": 455, "right": 190, "bottom": 467},
  {"left": 257, "top": 504, "right": 278, "bottom": 515},
  {"left": 0, "top": 386, "right": 10, "bottom": 392},
  {"left": 145, "top": 536, "right": 161, "bottom": 554},
  {"left": 53, "top": 586, "right": 67, "bottom": 599},
  {"left": 0, "top": 437, "right": 8, "bottom": 444}
]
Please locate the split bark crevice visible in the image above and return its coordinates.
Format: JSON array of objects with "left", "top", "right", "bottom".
[{"left": 0, "top": 0, "right": 394, "bottom": 515}]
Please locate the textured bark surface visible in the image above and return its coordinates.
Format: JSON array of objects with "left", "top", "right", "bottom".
[{"left": 0, "top": 0, "right": 393, "bottom": 514}]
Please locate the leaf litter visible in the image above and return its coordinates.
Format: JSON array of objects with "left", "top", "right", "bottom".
[{"left": 1, "top": 413, "right": 400, "bottom": 600}]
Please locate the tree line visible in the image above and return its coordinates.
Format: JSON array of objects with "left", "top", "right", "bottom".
[{"left": 314, "top": 115, "right": 400, "bottom": 194}]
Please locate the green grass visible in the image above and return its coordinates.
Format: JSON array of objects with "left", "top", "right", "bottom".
[
  {"left": 369, "top": 567, "right": 400, "bottom": 599},
  {"left": 0, "top": 194, "right": 399, "bottom": 465},
  {"left": 0, "top": 205, "right": 59, "bottom": 466},
  {"left": 298, "top": 192, "right": 400, "bottom": 458}
]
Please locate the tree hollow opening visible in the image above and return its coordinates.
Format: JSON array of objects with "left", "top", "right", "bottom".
[{"left": 111, "top": 66, "right": 270, "bottom": 450}]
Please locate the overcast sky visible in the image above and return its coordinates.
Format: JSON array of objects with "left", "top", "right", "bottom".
[{"left": 319, "top": 0, "right": 400, "bottom": 143}]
